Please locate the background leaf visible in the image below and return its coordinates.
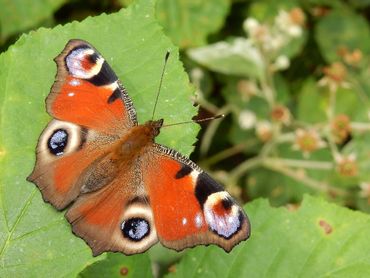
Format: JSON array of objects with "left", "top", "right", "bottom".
[
  {"left": 0, "top": 0, "right": 67, "bottom": 42},
  {"left": 169, "top": 195, "right": 370, "bottom": 277},
  {"left": 0, "top": 0, "right": 197, "bottom": 276},
  {"left": 315, "top": 9, "right": 370, "bottom": 63},
  {"left": 155, "top": 0, "right": 230, "bottom": 48},
  {"left": 188, "top": 38, "right": 264, "bottom": 78}
]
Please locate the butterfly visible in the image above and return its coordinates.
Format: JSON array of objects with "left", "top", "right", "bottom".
[{"left": 27, "top": 39, "right": 250, "bottom": 256}]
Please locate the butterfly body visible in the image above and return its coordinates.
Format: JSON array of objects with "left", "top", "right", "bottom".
[{"left": 28, "top": 39, "right": 250, "bottom": 256}]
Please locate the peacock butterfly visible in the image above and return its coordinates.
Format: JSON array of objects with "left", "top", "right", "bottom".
[{"left": 27, "top": 39, "right": 250, "bottom": 256}]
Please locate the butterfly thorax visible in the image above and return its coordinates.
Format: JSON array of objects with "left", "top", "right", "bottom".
[{"left": 113, "top": 119, "right": 164, "bottom": 160}]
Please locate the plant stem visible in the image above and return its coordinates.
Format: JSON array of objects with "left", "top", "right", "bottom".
[
  {"left": 262, "top": 159, "right": 347, "bottom": 196},
  {"left": 200, "top": 105, "right": 231, "bottom": 156},
  {"left": 201, "top": 139, "right": 258, "bottom": 167},
  {"left": 264, "top": 157, "right": 334, "bottom": 170},
  {"left": 352, "top": 122, "right": 370, "bottom": 131},
  {"left": 229, "top": 156, "right": 263, "bottom": 183},
  {"left": 326, "top": 89, "right": 340, "bottom": 159}
]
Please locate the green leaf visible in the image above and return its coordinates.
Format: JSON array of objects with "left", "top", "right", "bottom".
[
  {"left": 343, "top": 133, "right": 370, "bottom": 182},
  {"left": 297, "top": 78, "right": 368, "bottom": 123},
  {"left": 296, "top": 78, "right": 327, "bottom": 123},
  {"left": 315, "top": 9, "right": 370, "bottom": 63},
  {"left": 155, "top": 0, "right": 230, "bottom": 48},
  {"left": 298, "top": 0, "right": 344, "bottom": 9},
  {"left": 247, "top": 168, "right": 312, "bottom": 206},
  {"left": 169, "top": 195, "right": 370, "bottom": 277},
  {"left": 249, "top": 0, "right": 299, "bottom": 21},
  {"left": 347, "top": 0, "right": 370, "bottom": 8},
  {"left": 79, "top": 253, "right": 153, "bottom": 278},
  {"left": 0, "top": 0, "right": 197, "bottom": 276},
  {"left": 188, "top": 38, "right": 264, "bottom": 78},
  {"left": 0, "top": 0, "right": 66, "bottom": 42}
]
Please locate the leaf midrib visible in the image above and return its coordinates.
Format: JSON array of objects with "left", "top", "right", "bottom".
[{"left": 0, "top": 189, "right": 37, "bottom": 259}]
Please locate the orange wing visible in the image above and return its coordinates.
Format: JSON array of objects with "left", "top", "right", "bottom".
[
  {"left": 142, "top": 144, "right": 251, "bottom": 252},
  {"left": 46, "top": 39, "right": 137, "bottom": 134}
]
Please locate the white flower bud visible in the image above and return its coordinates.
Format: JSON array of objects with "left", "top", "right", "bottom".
[
  {"left": 274, "top": 55, "right": 290, "bottom": 70},
  {"left": 243, "top": 18, "right": 259, "bottom": 34},
  {"left": 238, "top": 110, "right": 257, "bottom": 130}
]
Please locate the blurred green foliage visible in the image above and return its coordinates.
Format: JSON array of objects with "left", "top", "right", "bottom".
[{"left": 2, "top": 0, "right": 370, "bottom": 277}]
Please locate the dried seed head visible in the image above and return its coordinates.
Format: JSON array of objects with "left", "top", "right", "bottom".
[
  {"left": 270, "top": 104, "right": 291, "bottom": 125},
  {"left": 331, "top": 114, "right": 351, "bottom": 144},
  {"left": 256, "top": 120, "right": 273, "bottom": 142},
  {"left": 335, "top": 154, "right": 358, "bottom": 177}
]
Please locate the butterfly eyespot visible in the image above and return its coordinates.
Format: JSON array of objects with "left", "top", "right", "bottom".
[
  {"left": 121, "top": 218, "right": 150, "bottom": 241},
  {"left": 47, "top": 129, "right": 68, "bottom": 156},
  {"left": 65, "top": 46, "right": 103, "bottom": 79},
  {"left": 88, "top": 53, "right": 99, "bottom": 64},
  {"left": 204, "top": 192, "right": 244, "bottom": 239}
]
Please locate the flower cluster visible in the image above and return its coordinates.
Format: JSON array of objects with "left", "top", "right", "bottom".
[{"left": 243, "top": 8, "right": 305, "bottom": 70}]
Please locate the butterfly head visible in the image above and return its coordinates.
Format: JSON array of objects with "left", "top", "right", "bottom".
[{"left": 144, "top": 119, "right": 164, "bottom": 138}]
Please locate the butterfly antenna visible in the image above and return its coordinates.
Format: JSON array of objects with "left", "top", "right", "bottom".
[
  {"left": 163, "top": 114, "right": 225, "bottom": 128},
  {"left": 151, "top": 51, "right": 170, "bottom": 120}
]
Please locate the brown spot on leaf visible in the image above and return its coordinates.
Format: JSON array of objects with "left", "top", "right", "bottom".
[
  {"left": 168, "top": 264, "right": 176, "bottom": 273},
  {"left": 286, "top": 203, "right": 300, "bottom": 211},
  {"left": 120, "top": 266, "right": 129, "bottom": 276},
  {"left": 319, "top": 219, "right": 333, "bottom": 234}
]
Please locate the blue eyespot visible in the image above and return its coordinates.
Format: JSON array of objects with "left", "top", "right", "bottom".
[
  {"left": 121, "top": 218, "right": 150, "bottom": 241},
  {"left": 48, "top": 129, "right": 68, "bottom": 156}
]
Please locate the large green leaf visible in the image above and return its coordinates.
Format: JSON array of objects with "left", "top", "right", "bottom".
[
  {"left": 79, "top": 253, "right": 153, "bottom": 278},
  {"left": 155, "top": 0, "right": 230, "bottom": 49},
  {"left": 169, "top": 195, "right": 370, "bottom": 277},
  {"left": 0, "top": 0, "right": 197, "bottom": 276},
  {"left": 0, "top": 0, "right": 66, "bottom": 42}
]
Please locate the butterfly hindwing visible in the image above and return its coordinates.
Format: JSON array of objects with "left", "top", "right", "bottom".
[
  {"left": 65, "top": 160, "right": 158, "bottom": 256},
  {"left": 142, "top": 144, "right": 251, "bottom": 252}
]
